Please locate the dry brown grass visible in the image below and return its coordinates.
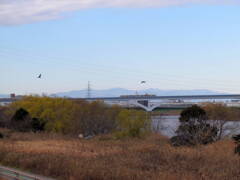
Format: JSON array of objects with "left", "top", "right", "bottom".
[{"left": 0, "top": 129, "right": 239, "bottom": 180}]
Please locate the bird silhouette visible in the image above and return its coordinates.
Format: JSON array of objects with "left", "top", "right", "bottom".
[
  {"left": 38, "top": 74, "right": 42, "bottom": 79},
  {"left": 140, "top": 81, "right": 146, "bottom": 84}
]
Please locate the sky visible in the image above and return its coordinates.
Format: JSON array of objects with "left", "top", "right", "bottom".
[{"left": 1, "top": 0, "right": 240, "bottom": 95}]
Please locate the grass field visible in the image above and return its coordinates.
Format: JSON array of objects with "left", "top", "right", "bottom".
[{"left": 0, "top": 129, "right": 239, "bottom": 180}]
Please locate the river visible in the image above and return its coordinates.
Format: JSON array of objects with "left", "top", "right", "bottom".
[{"left": 152, "top": 115, "right": 240, "bottom": 138}]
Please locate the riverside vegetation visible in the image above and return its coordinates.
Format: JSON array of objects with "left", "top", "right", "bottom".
[{"left": 0, "top": 96, "right": 240, "bottom": 180}]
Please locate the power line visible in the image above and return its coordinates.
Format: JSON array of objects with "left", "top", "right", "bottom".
[{"left": 0, "top": 46, "right": 239, "bottom": 92}]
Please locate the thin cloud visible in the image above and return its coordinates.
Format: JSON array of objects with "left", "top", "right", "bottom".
[{"left": 0, "top": 0, "right": 238, "bottom": 25}]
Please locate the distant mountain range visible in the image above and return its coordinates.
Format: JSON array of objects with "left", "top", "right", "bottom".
[
  {"left": 52, "top": 88, "right": 226, "bottom": 98},
  {"left": 0, "top": 94, "right": 8, "bottom": 98}
]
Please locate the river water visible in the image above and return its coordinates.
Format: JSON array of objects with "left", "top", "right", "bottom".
[{"left": 152, "top": 115, "right": 240, "bottom": 138}]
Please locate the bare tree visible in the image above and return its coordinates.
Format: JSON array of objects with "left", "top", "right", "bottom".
[{"left": 204, "top": 103, "right": 240, "bottom": 140}]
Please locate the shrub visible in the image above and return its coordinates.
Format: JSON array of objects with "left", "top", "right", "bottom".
[
  {"left": 31, "top": 118, "right": 46, "bottom": 132},
  {"left": 0, "top": 132, "right": 4, "bottom": 139},
  {"left": 171, "top": 105, "right": 218, "bottom": 146},
  {"left": 0, "top": 106, "right": 10, "bottom": 128},
  {"left": 170, "top": 135, "right": 192, "bottom": 146},
  {"left": 114, "top": 110, "right": 150, "bottom": 139},
  {"left": 232, "top": 134, "right": 240, "bottom": 155},
  {"left": 9, "top": 108, "right": 46, "bottom": 132},
  {"left": 10, "top": 108, "right": 32, "bottom": 132}
]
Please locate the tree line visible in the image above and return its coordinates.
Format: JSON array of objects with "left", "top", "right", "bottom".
[
  {"left": 0, "top": 96, "right": 150, "bottom": 138},
  {"left": 1, "top": 96, "right": 240, "bottom": 148}
]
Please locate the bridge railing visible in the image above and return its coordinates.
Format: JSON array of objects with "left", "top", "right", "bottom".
[{"left": 0, "top": 165, "right": 54, "bottom": 180}]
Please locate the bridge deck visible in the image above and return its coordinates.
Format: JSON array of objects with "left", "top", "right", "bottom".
[
  {"left": 1, "top": 94, "right": 240, "bottom": 103},
  {"left": 73, "top": 94, "right": 240, "bottom": 101}
]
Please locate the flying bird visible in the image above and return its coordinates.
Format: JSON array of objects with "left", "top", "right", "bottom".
[
  {"left": 140, "top": 81, "right": 146, "bottom": 84},
  {"left": 37, "top": 74, "right": 42, "bottom": 79}
]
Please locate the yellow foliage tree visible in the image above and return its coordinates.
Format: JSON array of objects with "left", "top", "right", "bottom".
[
  {"left": 9, "top": 96, "right": 77, "bottom": 133},
  {"left": 115, "top": 109, "right": 151, "bottom": 138}
]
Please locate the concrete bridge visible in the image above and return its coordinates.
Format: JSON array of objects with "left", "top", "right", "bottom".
[
  {"left": 1, "top": 94, "right": 240, "bottom": 112},
  {"left": 80, "top": 94, "right": 240, "bottom": 101},
  {"left": 73, "top": 94, "right": 240, "bottom": 111}
]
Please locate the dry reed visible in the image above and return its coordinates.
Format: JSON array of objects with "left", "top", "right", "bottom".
[{"left": 0, "top": 130, "right": 239, "bottom": 180}]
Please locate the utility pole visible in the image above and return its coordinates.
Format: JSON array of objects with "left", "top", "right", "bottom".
[{"left": 87, "top": 81, "right": 91, "bottom": 98}]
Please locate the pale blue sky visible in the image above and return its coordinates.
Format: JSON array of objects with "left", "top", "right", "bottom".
[{"left": 1, "top": 4, "right": 240, "bottom": 94}]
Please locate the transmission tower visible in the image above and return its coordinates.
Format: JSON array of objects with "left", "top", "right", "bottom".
[{"left": 87, "top": 81, "right": 91, "bottom": 98}]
